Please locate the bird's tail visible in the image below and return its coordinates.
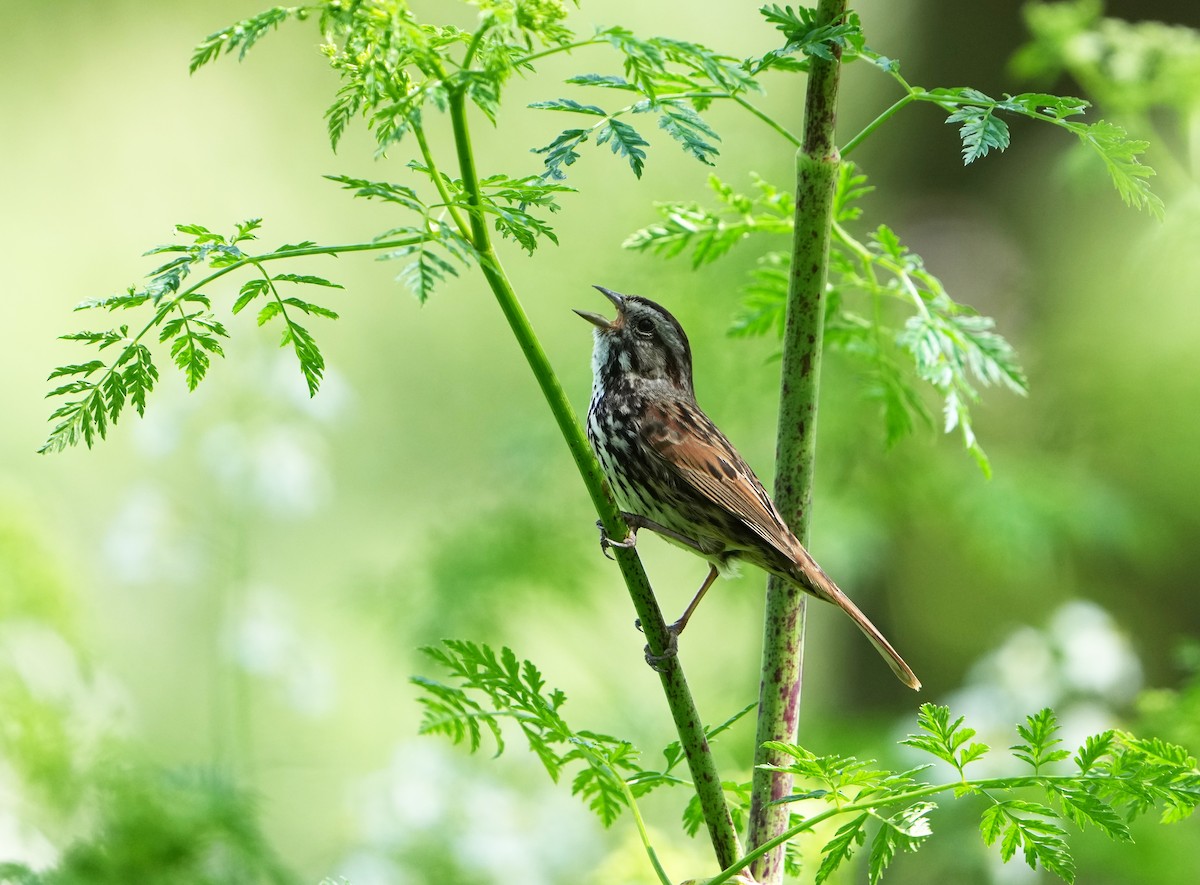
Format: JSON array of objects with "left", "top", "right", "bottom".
[{"left": 789, "top": 551, "right": 922, "bottom": 691}]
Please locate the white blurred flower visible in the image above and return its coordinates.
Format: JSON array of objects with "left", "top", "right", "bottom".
[{"left": 225, "top": 587, "right": 335, "bottom": 716}]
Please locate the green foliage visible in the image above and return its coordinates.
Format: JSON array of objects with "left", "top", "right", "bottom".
[
  {"left": 412, "top": 642, "right": 1200, "bottom": 885},
  {"left": 898, "top": 703, "right": 991, "bottom": 778},
  {"left": 748, "top": 704, "right": 1200, "bottom": 885},
  {"left": 4, "top": 769, "right": 297, "bottom": 884},
  {"left": 531, "top": 26, "right": 756, "bottom": 179},
  {"left": 43, "top": 0, "right": 1158, "bottom": 457},
  {"left": 1014, "top": 0, "right": 1200, "bottom": 118},
  {"left": 920, "top": 87, "right": 1163, "bottom": 216},
  {"left": 414, "top": 641, "right": 762, "bottom": 838},
  {"left": 412, "top": 640, "right": 641, "bottom": 826},
  {"left": 624, "top": 173, "right": 792, "bottom": 268},
  {"left": 757, "top": 3, "right": 863, "bottom": 70},
  {"left": 40, "top": 222, "right": 343, "bottom": 452},
  {"left": 627, "top": 164, "right": 1029, "bottom": 474}
]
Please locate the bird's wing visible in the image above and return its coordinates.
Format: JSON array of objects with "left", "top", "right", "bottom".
[{"left": 640, "top": 399, "right": 801, "bottom": 560}]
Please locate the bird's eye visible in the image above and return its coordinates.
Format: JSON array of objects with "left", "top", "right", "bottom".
[{"left": 633, "top": 317, "right": 655, "bottom": 337}]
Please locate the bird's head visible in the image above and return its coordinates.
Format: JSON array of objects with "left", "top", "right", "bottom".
[{"left": 575, "top": 286, "right": 694, "bottom": 394}]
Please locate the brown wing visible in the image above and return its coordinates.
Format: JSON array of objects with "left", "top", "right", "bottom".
[
  {"left": 640, "top": 399, "right": 802, "bottom": 561},
  {"left": 643, "top": 401, "right": 923, "bottom": 691}
]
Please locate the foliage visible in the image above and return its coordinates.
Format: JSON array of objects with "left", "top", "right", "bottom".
[
  {"left": 38, "top": 221, "right": 349, "bottom": 453},
  {"left": 1, "top": 768, "right": 296, "bottom": 885},
  {"left": 413, "top": 640, "right": 754, "bottom": 830},
  {"left": 31, "top": 2, "right": 1191, "bottom": 884},
  {"left": 41, "top": 1, "right": 1155, "bottom": 465},
  {"left": 416, "top": 644, "right": 1200, "bottom": 885},
  {"left": 629, "top": 164, "right": 1029, "bottom": 474}
]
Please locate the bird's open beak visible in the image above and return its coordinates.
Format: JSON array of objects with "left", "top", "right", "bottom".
[{"left": 574, "top": 285, "right": 626, "bottom": 330}]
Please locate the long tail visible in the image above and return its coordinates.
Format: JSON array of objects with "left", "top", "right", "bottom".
[{"left": 790, "top": 551, "right": 921, "bottom": 691}]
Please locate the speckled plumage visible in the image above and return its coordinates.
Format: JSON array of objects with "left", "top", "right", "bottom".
[{"left": 577, "top": 286, "right": 920, "bottom": 691}]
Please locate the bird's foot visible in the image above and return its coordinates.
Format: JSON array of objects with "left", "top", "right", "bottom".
[
  {"left": 596, "top": 520, "right": 637, "bottom": 560},
  {"left": 643, "top": 623, "right": 681, "bottom": 672}
]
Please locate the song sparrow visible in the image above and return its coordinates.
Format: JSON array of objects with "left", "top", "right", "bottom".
[{"left": 576, "top": 285, "right": 921, "bottom": 690}]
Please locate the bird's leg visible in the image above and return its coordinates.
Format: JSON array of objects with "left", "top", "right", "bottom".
[
  {"left": 597, "top": 512, "right": 710, "bottom": 561},
  {"left": 669, "top": 564, "right": 721, "bottom": 636},
  {"left": 621, "top": 513, "right": 709, "bottom": 555},
  {"left": 643, "top": 564, "right": 721, "bottom": 672}
]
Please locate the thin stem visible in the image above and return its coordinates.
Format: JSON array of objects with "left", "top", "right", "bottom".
[
  {"left": 618, "top": 774, "right": 674, "bottom": 885},
  {"left": 459, "top": 21, "right": 493, "bottom": 71},
  {"left": 514, "top": 37, "right": 606, "bottom": 67},
  {"left": 732, "top": 93, "right": 803, "bottom": 147},
  {"left": 445, "top": 86, "right": 742, "bottom": 871},
  {"left": 412, "top": 122, "right": 472, "bottom": 239},
  {"left": 841, "top": 92, "right": 916, "bottom": 158},
  {"left": 747, "top": 1, "right": 845, "bottom": 882}
]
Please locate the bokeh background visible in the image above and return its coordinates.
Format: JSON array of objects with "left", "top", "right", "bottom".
[{"left": 2, "top": 1, "right": 1199, "bottom": 883}]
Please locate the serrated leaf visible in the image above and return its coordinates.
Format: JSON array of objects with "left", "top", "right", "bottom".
[
  {"left": 901, "top": 704, "right": 990, "bottom": 774},
  {"left": 946, "top": 103, "right": 1011, "bottom": 164},
  {"left": 271, "top": 273, "right": 344, "bottom": 289},
  {"left": 1012, "top": 708, "right": 1071, "bottom": 773},
  {"left": 1053, "top": 785, "right": 1132, "bottom": 841},
  {"left": 281, "top": 297, "right": 339, "bottom": 320},
  {"left": 816, "top": 813, "right": 868, "bottom": 885},
  {"left": 257, "top": 301, "right": 283, "bottom": 326},
  {"left": 596, "top": 118, "right": 649, "bottom": 178},
  {"left": 653, "top": 100, "right": 720, "bottom": 165},
  {"left": 233, "top": 278, "right": 269, "bottom": 314},
  {"left": 981, "top": 801, "right": 1075, "bottom": 883},
  {"left": 869, "top": 801, "right": 935, "bottom": 884},
  {"left": 1074, "top": 731, "right": 1115, "bottom": 773},
  {"left": 532, "top": 128, "right": 590, "bottom": 180},
  {"left": 46, "top": 361, "right": 106, "bottom": 381},
  {"left": 528, "top": 98, "right": 608, "bottom": 116},
  {"left": 564, "top": 73, "right": 637, "bottom": 91},
  {"left": 325, "top": 174, "right": 427, "bottom": 213},
  {"left": 190, "top": 6, "right": 298, "bottom": 73}
]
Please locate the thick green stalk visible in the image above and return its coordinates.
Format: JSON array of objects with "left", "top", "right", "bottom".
[
  {"left": 445, "top": 88, "right": 741, "bottom": 870},
  {"left": 746, "top": 0, "right": 845, "bottom": 881}
]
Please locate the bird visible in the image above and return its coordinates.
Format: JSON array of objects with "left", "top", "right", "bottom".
[{"left": 575, "top": 285, "right": 920, "bottom": 691}]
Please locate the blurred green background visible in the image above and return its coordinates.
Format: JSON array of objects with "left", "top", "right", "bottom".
[{"left": 2, "top": 1, "right": 1199, "bottom": 883}]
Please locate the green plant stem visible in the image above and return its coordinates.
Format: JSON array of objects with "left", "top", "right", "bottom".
[
  {"left": 445, "top": 86, "right": 742, "bottom": 871},
  {"left": 841, "top": 93, "right": 915, "bottom": 157},
  {"left": 731, "top": 93, "right": 803, "bottom": 147},
  {"left": 412, "top": 122, "right": 471, "bottom": 239},
  {"left": 746, "top": 1, "right": 845, "bottom": 882}
]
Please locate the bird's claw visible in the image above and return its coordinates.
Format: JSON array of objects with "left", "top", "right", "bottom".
[
  {"left": 597, "top": 520, "right": 637, "bottom": 560},
  {"left": 644, "top": 625, "right": 680, "bottom": 672}
]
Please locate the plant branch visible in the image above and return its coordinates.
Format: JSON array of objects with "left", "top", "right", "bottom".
[
  {"left": 412, "top": 122, "right": 472, "bottom": 239},
  {"left": 841, "top": 93, "right": 915, "bottom": 157},
  {"left": 731, "top": 93, "right": 803, "bottom": 147},
  {"left": 747, "top": 1, "right": 846, "bottom": 881},
  {"left": 445, "top": 86, "right": 742, "bottom": 871}
]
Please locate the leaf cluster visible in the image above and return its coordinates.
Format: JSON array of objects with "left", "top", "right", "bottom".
[
  {"left": 414, "top": 643, "right": 1200, "bottom": 885},
  {"left": 758, "top": 704, "right": 1200, "bottom": 885},
  {"left": 622, "top": 173, "right": 792, "bottom": 267},
  {"left": 414, "top": 641, "right": 756, "bottom": 831},
  {"left": 41, "top": 221, "right": 341, "bottom": 453},
  {"left": 625, "top": 165, "right": 1029, "bottom": 475},
  {"left": 530, "top": 26, "right": 754, "bottom": 180},
  {"left": 191, "top": 1, "right": 580, "bottom": 154},
  {"left": 921, "top": 87, "right": 1162, "bottom": 216},
  {"left": 753, "top": 5, "right": 894, "bottom": 75}
]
